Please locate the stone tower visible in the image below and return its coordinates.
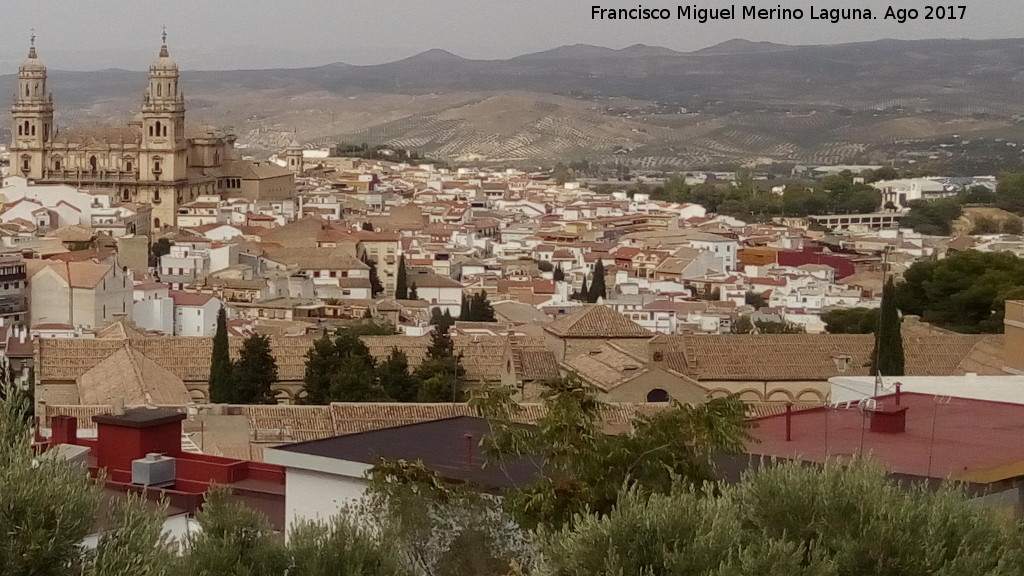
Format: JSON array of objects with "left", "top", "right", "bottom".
[
  {"left": 285, "top": 138, "right": 304, "bottom": 174},
  {"left": 139, "top": 30, "right": 187, "bottom": 185},
  {"left": 10, "top": 33, "right": 54, "bottom": 179}
]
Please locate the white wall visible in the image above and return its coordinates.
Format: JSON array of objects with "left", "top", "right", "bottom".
[
  {"left": 134, "top": 298, "right": 174, "bottom": 335},
  {"left": 284, "top": 468, "right": 368, "bottom": 537}
]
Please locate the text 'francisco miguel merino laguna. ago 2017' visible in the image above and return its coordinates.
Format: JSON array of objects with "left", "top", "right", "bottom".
[{"left": 591, "top": 5, "right": 967, "bottom": 23}]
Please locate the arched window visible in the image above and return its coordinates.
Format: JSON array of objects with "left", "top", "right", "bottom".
[
  {"left": 23, "top": 121, "right": 29, "bottom": 135},
  {"left": 30, "top": 125, "right": 35, "bottom": 136},
  {"left": 154, "top": 217, "right": 161, "bottom": 229},
  {"left": 162, "top": 124, "right": 167, "bottom": 137},
  {"left": 652, "top": 351, "right": 664, "bottom": 362},
  {"left": 17, "top": 125, "right": 22, "bottom": 136},
  {"left": 155, "top": 121, "right": 162, "bottom": 136},
  {"left": 34, "top": 82, "right": 39, "bottom": 96},
  {"left": 646, "top": 389, "right": 670, "bottom": 403},
  {"left": 89, "top": 156, "right": 97, "bottom": 172},
  {"left": 156, "top": 83, "right": 162, "bottom": 97},
  {"left": 53, "top": 158, "right": 61, "bottom": 171},
  {"left": 148, "top": 125, "right": 153, "bottom": 137},
  {"left": 24, "top": 85, "right": 29, "bottom": 97}
]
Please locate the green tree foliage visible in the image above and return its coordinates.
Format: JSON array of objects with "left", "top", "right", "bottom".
[
  {"left": 362, "top": 460, "right": 535, "bottom": 576},
  {"left": 961, "top": 184, "right": 997, "bottom": 204},
  {"left": 377, "top": 349, "right": 421, "bottom": 403},
  {"left": 150, "top": 238, "right": 173, "bottom": 265},
  {"left": 996, "top": 172, "right": 1024, "bottom": 213},
  {"left": 303, "top": 331, "right": 383, "bottom": 403},
  {"left": 470, "top": 374, "right": 749, "bottom": 530},
  {"left": 462, "top": 292, "right": 496, "bottom": 322},
  {"left": 902, "top": 197, "right": 964, "bottom": 236},
  {"left": 865, "top": 165, "right": 899, "bottom": 183},
  {"left": 872, "top": 278, "right": 905, "bottom": 376},
  {"left": 972, "top": 216, "right": 1001, "bottom": 235},
  {"left": 897, "top": 250, "right": 1024, "bottom": 333},
  {"left": 536, "top": 259, "right": 554, "bottom": 272},
  {"left": 361, "top": 221, "right": 374, "bottom": 231},
  {"left": 541, "top": 459, "right": 1024, "bottom": 576},
  {"left": 1005, "top": 215, "right": 1024, "bottom": 235},
  {"left": 395, "top": 255, "right": 409, "bottom": 299},
  {"left": 572, "top": 277, "right": 589, "bottom": 302},
  {"left": 408, "top": 282, "right": 418, "bottom": 300},
  {"left": 731, "top": 316, "right": 804, "bottom": 334},
  {"left": 179, "top": 487, "right": 290, "bottom": 576},
  {"left": 822, "top": 307, "right": 880, "bottom": 334},
  {"left": 231, "top": 333, "right": 278, "bottom": 404},
  {"left": 730, "top": 315, "right": 755, "bottom": 334},
  {"left": 552, "top": 162, "right": 570, "bottom": 185},
  {"left": 553, "top": 265, "right": 565, "bottom": 282},
  {"left": 417, "top": 322, "right": 464, "bottom": 402},
  {"left": 459, "top": 293, "right": 469, "bottom": 319},
  {"left": 208, "top": 308, "right": 233, "bottom": 404},
  {"left": 363, "top": 254, "right": 384, "bottom": 298},
  {"left": 0, "top": 385, "right": 173, "bottom": 576},
  {"left": 744, "top": 291, "right": 767, "bottom": 309},
  {"left": 588, "top": 260, "right": 607, "bottom": 303}
]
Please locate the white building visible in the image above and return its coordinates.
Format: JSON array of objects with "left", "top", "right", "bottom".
[
  {"left": 132, "top": 281, "right": 174, "bottom": 335},
  {"left": 26, "top": 258, "right": 133, "bottom": 329},
  {"left": 170, "top": 291, "right": 220, "bottom": 337}
]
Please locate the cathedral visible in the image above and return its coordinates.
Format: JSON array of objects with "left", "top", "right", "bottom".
[{"left": 9, "top": 34, "right": 295, "bottom": 232}]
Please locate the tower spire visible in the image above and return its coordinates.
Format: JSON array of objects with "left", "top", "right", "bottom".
[{"left": 159, "top": 26, "right": 169, "bottom": 57}]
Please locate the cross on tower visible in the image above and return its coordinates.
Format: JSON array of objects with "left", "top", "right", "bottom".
[
  {"left": 30, "top": 29, "right": 35, "bottom": 47},
  {"left": 162, "top": 26, "right": 167, "bottom": 45}
]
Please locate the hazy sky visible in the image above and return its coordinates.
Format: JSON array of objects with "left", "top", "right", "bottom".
[{"left": 0, "top": 0, "right": 1020, "bottom": 72}]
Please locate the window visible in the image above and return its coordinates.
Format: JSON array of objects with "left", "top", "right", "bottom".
[
  {"left": 156, "top": 84, "right": 162, "bottom": 97},
  {"left": 125, "top": 160, "right": 133, "bottom": 172},
  {"left": 89, "top": 156, "right": 97, "bottom": 172},
  {"left": 54, "top": 159, "right": 61, "bottom": 171},
  {"left": 646, "top": 389, "right": 670, "bottom": 403}
]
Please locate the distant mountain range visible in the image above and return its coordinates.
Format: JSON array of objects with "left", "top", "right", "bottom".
[{"left": 4, "top": 38, "right": 1024, "bottom": 166}]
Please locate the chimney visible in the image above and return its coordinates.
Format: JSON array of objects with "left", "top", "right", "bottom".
[
  {"left": 51, "top": 415, "right": 78, "bottom": 445},
  {"left": 92, "top": 408, "right": 186, "bottom": 473}
]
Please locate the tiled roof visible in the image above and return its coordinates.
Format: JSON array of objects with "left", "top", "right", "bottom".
[
  {"left": 659, "top": 333, "right": 993, "bottom": 382},
  {"left": 544, "top": 305, "right": 652, "bottom": 338}
]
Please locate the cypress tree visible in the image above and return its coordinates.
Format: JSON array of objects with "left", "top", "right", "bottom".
[
  {"left": 471, "top": 292, "right": 495, "bottom": 322},
  {"left": 363, "top": 254, "right": 384, "bottom": 298},
  {"left": 395, "top": 255, "right": 408, "bottom": 299},
  {"left": 408, "top": 282, "right": 418, "bottom": 300},
  {"left": 208, "top": 307, "right": 233, "bottom": 403},
  {"left": 460, "top": 293, "right": 470, "bottom": 319},
  {"left": 574, "top": 277, "right": 589, "bottom": 302},
  {"left": 553, "top": 264, "right": 565, "bottom": 282},
  {"left": 872, "top": 277, "right": 905, "bottom": 376},
  {"left": 589, "top": 260, "right": 607, "bottom": 303}
]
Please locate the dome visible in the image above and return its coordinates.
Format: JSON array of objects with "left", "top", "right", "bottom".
[
  {"left": 150, "top": 43, "right": 178, "bottom": 71},
  {"left": 20, "top": 44, "right": 45, "bottom": 72}
]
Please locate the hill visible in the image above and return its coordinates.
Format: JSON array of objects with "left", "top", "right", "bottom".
[{"left": 7, "top": 37, "right": 1024, "bottom": 166}]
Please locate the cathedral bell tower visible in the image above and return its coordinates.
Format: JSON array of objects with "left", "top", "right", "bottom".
[
  {"left": 10, "top": 33, "right": 54, "bottom": 179},
  {"left": 140, "top": 29, "right": 186, "bottom": 184}
]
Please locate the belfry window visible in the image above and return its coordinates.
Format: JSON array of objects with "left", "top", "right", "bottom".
[
  {"left": 89, "top": 156, "right": 98, "bottom": 172},
  {"left": 156, "top": 83, "right": 162, "bottom": 97},
  {"left": 155, "top": 121, "right": 162, "bottom": 136},
  {"left": 30, "top": 125, "right": 35, "bottom": 136},
  {"left": 23, "top": 121, "right": 29, "bottom": 135}
]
